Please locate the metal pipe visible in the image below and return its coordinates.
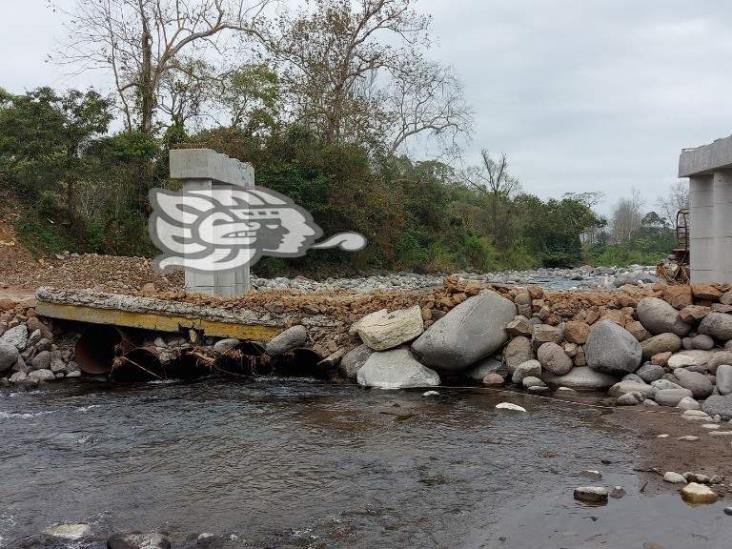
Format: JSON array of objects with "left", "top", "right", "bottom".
[{"left": 74, "top": 325, "right": 134, "bottom": 375}]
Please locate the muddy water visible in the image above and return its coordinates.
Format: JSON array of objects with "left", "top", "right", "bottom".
[{"left": 0, "top": 380, "right": 729, "bottom": 548}]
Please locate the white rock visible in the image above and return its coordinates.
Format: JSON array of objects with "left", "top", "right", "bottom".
[
  {"left": 355, "top": 306, "right": 424, "bottom": 351},
  {"left": 495, "top": 402, "right": 527, "bottom": 412},
  {"left": 680, "top": 482, "right": 718, "bottom": 504},
  {"left": 43, "top": 523, "right": 91, "bottom": 541},
  {"left": 0, "top": 325, "right": 28, "bottom": 351},
  {"left": 573, "top": 486, "right": 608, "bottom": 504},
  {"left": 677, "top": 435, "right": 699, "bottom": 441},
  {"left": 357, "top": 348, "right": 440, "bottom": 389},
  {"left": 422, "top": 390, "right": 440, "bottom": 397},
  {"left": 667, "top": 350, "right": 713, "bottom": 369},
  {"left": 663, "top": 472, "right": 687, "bottom": 484},
  {"left": 702, "top": 423, "right": 720, "bottom": 430}
]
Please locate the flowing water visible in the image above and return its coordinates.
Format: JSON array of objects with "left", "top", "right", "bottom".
[{"left": 0, "top": 379, "right": 729, "bottom": 548}]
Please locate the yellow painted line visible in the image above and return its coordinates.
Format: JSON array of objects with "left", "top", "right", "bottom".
[{"left": 36, "top": 302, "right": 282, "bottom": 341}]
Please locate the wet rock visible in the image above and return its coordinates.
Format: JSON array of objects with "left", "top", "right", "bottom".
[
  {"left": 357, "top": 348, "right": 440, "bottom": 389},
  {"left": 465, "top": 357, "right": 505, "bottom": 382},
  {"left": 542, "top": 367, "right": 616, "bottom": 391},
  {"left": 725, "top": 507, "right": 732, "bottom": 516},
  {"left": 580, "top": 470, "right": 602, "bottom": 480},
  {"left": 0, "top": 324, "right": 28, "bottom": 351},
  {"left": 482, "top": 373, "right": 505, "bottom": 386},
  {"left": 674, "top": 369, "right": 713, "bottom": 399},
  {"left": 412, "top": 291, "right": 516, "bottom": 372},
  {"left": 28, "top": 369, "right": 56, "bottom": 383},
  {"left": 586, "top": 320, "right": 642, "bottom": 375},
  {"left": 66, "top": 370, "right": 81, "bottom": 378},
  {"left": 654, "top": 388, "right": 693, "bottom": 407},
  {"left": 512, "top": 359, "right": 542, "bottom": 384},
  {"left": 0, "top": 344, "right": 18, "bottom": 372},
  {"left": 663, "top": 472, "right": 687, "bottom": 484},
  {"left": 213, "top": 338, "right": 240, "bottom": 354},
  {"left": 609, "top": 486, "right": 626, "bottom": 499},
  {"left": 716, "top": 364, "right": 732, "bottom": 395},
  {"left": 355, "top": 306, "right": 424, "bottom": 351},
  {"left": 564, "top": 321, "right": 590, "bottom": 344},
  {"left": 495, "top": 402, "right": 526, "bottom": 412},
  {"left": 676, "top": 396, "right": 701, "bottom": 410},
  {"left": 682, "top": 409, "right": 711, "bottom": 421},
  {"left": 9, "top": 371, "right": 27, "bottom": 384},
  {"left": 503, "top": 336, "right": 533, "bottom": 373},
  {"left": 609, "top": 380, "right": 654, "bottom": 398},
  {"left": 667, "top": 350, "right": 712, "bottom": 369},
  {"left": 699, "top": 312, "right": 732, "bottom": 341},
  {"left": 702, "top": 394, "right": 732, "bottom": 420},
  {"left": 522, "top": 375, "right": 545, "bottom": 389},
  {"left": 691, "top": 334, "right": 715, "bottom": 351},
  {"left": 643, "top": 399, "right": 659, "bottom": 407},
  {"left": 339, "top": 344, "right": 373, "bottom": 379},
  {"left": 42, "top": 523, "right": 91, "bottom": 542},
  {"left": 637, "top": 297, "right": 691, "bottom": 336},
  {"left": 573, "top": 486, "right": 608, "bottom": 504},
  {"left": 680, "top": 482, "right": 718, "bottom": 504},
  {"left": 637, "top": 363, "right": 665, "bottom": 383},
  {"left": 532, "top": 324, "right": 564, "bottom": 350},
  {"left": 617, "top": 392, "right": 644, "bottom": 406},
  {"left": 266, "top": 325, "right": 307, "bottom": 356},
  {"left": 537, "top": 342, "right": 573, "bottom": 375},
  {"left": 640, "top": 333, "right": 681, "bottom": 359},
  {"left": 107, "top": 531, "right": 172, "bottom": 549}
]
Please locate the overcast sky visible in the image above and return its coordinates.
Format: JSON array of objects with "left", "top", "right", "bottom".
[{"left": 2, "top": 0, "right": 732, "bottom": 214}]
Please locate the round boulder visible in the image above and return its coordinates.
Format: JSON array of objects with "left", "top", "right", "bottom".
[
  {"left": 585, "top": 320, "right": 642, "bottom": 375},
  {"left": 537, "top": 342, "right": 573, "bottom": 375},
  {"left": 673, "top": 369, "right": 713, "bottom": 399},
  {"left": 640, "top": 333, "right": 681, "bottom": 359},
  {"left": 637, "top": 297, "right": 691, "bottom": 336},
  {"left": 699, "top": 312, "right": 732, "bottom": 342}
]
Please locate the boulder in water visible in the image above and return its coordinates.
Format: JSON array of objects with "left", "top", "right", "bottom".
[{"left": 357, "top": 348, "right": 440, "bottom": 389}]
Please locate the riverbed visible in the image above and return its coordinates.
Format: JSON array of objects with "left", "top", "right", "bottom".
[{"left": 0, "top": 379, "right": 730, "bottom": 548}]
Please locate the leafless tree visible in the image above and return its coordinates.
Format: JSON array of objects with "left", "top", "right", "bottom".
[
  {"left": 464, "top": 151, "right": 520, "bottom": 247},
  {"left": 55, "top": 0, "right": 272, "bottom": 135},
  {"left": 656, "top": 181, "right": 689, "bottom": 226},
  {"left": 611, "top": 188, "right": 644, "bottom": 242},
  {"left": 269, "top": 0, "right": 471, "bottom": 153}
]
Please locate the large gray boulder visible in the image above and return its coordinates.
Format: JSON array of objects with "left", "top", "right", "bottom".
[
  {"left": 412, "top": 291, "right": 516, "bottom": 372},
  {"left": 542, "top": 367, "right": 616, "bottom": 391},
  {"left": 715, "top": 364, "right": 732, "bottom": 395},
  {"left": 673, "top": 369, "right": 713, "bottom": 399},
  {"left": 699, "top": 312, "right": 732, "bottom": 342},
  {"left": 585, "top": 320, "right": 642, "bottom": 375},
  {"left": 339, "top": 344, "right": 373, "bottom": 379},
  {"left": 0, "top": 344, "right": 18, "bottom": 372},
  {"left": 504, "top": 336, "right": 533, "bottom": 373},
  {"left": 266, "top": 325, "right": 307, "bottom": 356},
  {"left": 637, "top": 298, "right": 691, "bottom": 336},
  {"left": 537, "top": 342, "right": 573, "bottom": 375},
  {"left": 354, "top": 306, "right": 424, "bottom": 351},
  {"left": 702, "top": 394, "right": 732, "bottom": 419},
  {"left": 357, "top": 348, "right": 440, "bottom": 389},
  {"left": 640, "top": 333, "right": 681, "bottom": 359},
  {"left": 0, "top": 325, "right": 28, "bottom": 351}
]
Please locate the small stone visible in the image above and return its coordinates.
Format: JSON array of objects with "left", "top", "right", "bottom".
[
  {"left": 482, "top": 373, "right": 505, "bottom": 386},
  {"left": 422, "top": 391, "right": 440, "bottom": 397},
  {"left": 580, "top": 470, "right": 602, "bottom": 480},
  {"left": 724, "top": 507, "right": 732, "bottom": 516},
  {"left": 495, "top": 402, "right": 526, "bottom": 412},
  {"left": 676, "top": 396, "right": 701, "bottom": 410},
  {"left": 617, "top": 392, "right": 644, "bottom": 406},
  {"left": 512, "top": 359, "right": 541, "bottom": 384},
  {"left": 657, "top": 433, "right": 669, "bottom": 438},
  {"left": 708, "top": 430, "right": 732, "bottom": 436},
  {"left": 637, "top": 363, "right": 665, "bottom": 383},
  {"left": 663, "top": 471, "right": 687, "bottom": 484},
  {"left": 680, "top": 482, "right": 718, "bottom": 504},
  {"left": 677, "top": 435, "right": 699, "bottom": 442},
  {"left": 702, "top": 423, "right": 720, "bottom": 429},
  {"left": 609, "top": 486, "right": 626, "bottom": 498},
  {"left": 573, "top": 486, "right": 608, "bottom": 504}
]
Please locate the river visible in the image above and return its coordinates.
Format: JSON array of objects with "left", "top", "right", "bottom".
[{"left": 0, "top": 379, "right": 729, "bottom": 548}]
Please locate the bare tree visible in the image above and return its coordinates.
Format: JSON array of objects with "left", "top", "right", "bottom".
[
  {"left": 656, "top": 181, "right": 689, "bottom": 226},
  {"left": 55, "top": 0, "right": 272, "bottom": 135},
  {"left": 611, "top": 188, "right": 644, "bottom": 242},
  {"left": 269, "top": 0, "right": 470, "bottom": 153},
  {"left": 464, "top": 151, "right": 520, "bottom": 247}
]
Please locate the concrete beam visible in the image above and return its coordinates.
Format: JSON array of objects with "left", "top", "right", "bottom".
[
  {"left": 679, "top": 134, "right": 732, "bottom": 177},
  {"left": 170, "top": 148, "right": 254, "bottom": 188}
]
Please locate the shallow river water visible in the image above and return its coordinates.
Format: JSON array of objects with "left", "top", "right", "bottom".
[{"left": 0, "top": 379, "right": 730, "bottom": 548}]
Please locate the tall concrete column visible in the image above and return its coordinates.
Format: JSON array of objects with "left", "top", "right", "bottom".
[
  {"left": 169, "top": 149, "right": 255, "bottom": 297},
  {"left": 679, "top": 135, "right": 732, "bottom": 284}
]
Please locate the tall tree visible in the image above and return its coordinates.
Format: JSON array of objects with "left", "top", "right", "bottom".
[
  {"left": 611, "top": 188, "right": 644, "bottom": 242},
  {"left": 56, "top": 0, "right": 272, "bottom": 135},
  {"left": 270, "top": 0, "right": 471, "bottom": 153},
  {"left": 656, "top": 181, "right": 689, "bottom": 226}
]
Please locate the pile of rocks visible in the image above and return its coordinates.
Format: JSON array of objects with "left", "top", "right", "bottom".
[{"left": 0, "top": 302, "right": 79, "bottom": 385}]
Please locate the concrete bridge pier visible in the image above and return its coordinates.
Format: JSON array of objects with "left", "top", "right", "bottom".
[
  {"left": 169, "top": 148, "right": 255, "bottom": 297},
  {"left": 679, "top": 135, "right": 732, "bottom": 283}
]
